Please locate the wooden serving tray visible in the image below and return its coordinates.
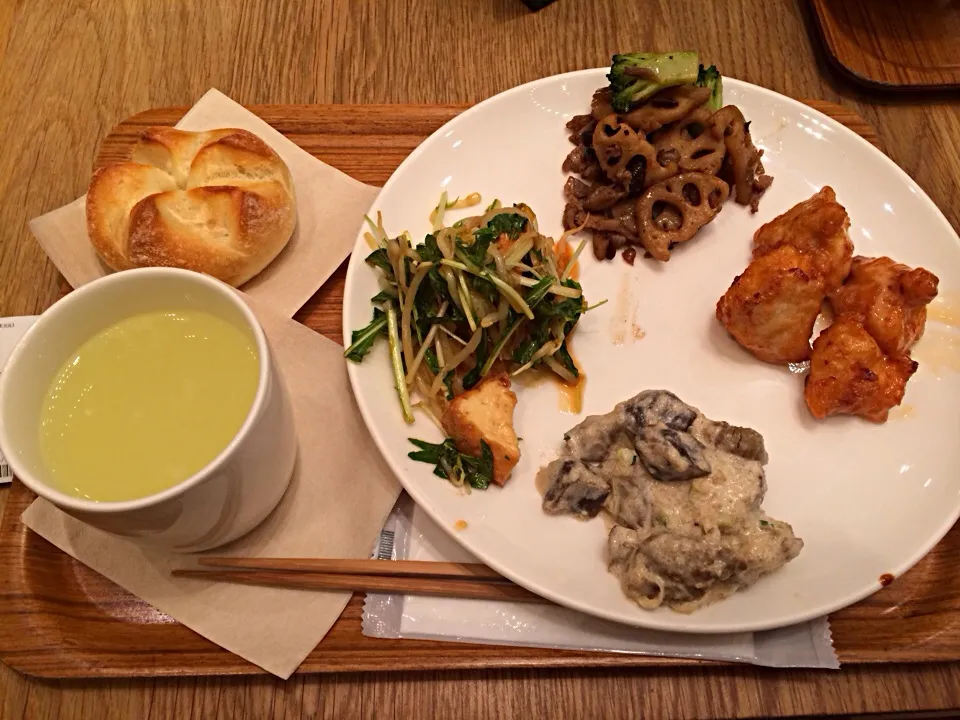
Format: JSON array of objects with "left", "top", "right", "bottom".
[
  {"left": 1, "top": 102, "right": 958, "bottom": 679},
  {"left": 810, "top": 0, "right": 960, "bottom": 89}
]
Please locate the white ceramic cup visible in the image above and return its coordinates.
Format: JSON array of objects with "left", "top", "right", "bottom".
[{"left": 0, "top": 267, "right": 297, "bottom": 552}]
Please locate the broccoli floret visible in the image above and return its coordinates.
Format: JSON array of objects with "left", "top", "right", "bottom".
[
  {"left": 607, "top": 51, "right": 700, "bottom": 113},
  {"left": 696, "top": 64, "right": 723, "bottom": 111}
]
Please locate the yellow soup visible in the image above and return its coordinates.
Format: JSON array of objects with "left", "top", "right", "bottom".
[{"left": 39, "top": 309, "right": 259, "bottom": 502}]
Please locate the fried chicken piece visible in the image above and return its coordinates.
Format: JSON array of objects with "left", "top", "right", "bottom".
[
  {"left": 804, "top": 316, "right": 918, "bottom": 422},
  {"left": 442, "top": 374, "right": 520, "bottom": 486},
  {"left": 716, "top": 245, "right": 825, "bottom": 363},
  {"left": 752, "top": 187, "right": 853, "bottom": 292},
  {"left": 829, "top": 256, "right": 939, "bottom": 356}
]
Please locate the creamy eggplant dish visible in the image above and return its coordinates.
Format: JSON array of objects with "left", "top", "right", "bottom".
[{"left": 537, "top": 390, "right": 802, "bottom": 613}]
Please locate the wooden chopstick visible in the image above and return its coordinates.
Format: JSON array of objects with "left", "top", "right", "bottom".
[
  {"left": 196, "top": 557, "right": 505, "bottom": 580},
  {"left": 171, "top": 566, "right": 545, "bottom": 603}
]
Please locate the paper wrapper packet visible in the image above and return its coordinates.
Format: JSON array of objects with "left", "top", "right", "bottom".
[
  {"left": 363, "top": 499, "right": 839, "bottom": 670},
  {"left": 23, "top": 89, "right": 401, "bottom": 678}
]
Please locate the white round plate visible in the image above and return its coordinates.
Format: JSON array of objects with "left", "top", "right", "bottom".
[{"left": 343, "top": 69, "right": 960, "bottom": 633}]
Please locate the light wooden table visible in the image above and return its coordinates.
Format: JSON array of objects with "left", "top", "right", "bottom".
[{"left": 2, "top": 1, "right": 959, "bottom": 718}]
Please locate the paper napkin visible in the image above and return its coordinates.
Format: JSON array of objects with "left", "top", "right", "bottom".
[{"left": 362, "top": 499, "right": 839, "bottom": 669}]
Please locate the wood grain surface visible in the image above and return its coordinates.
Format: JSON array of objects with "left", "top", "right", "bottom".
[
  {"left": 2, "top": 0, "right": 960, "bottom": 718},
  {"left": 811, "top": 0, "right": 960, "bottom": 89},
  {"left": 6, "top": 101, "right": 938, "bottom": 682}
]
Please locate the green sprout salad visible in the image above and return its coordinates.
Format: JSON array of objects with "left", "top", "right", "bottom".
[{"left": 345, "top": 194, "right": 601, "bottom": 458}]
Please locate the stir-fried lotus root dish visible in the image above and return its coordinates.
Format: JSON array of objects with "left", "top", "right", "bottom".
[
  {"left": 537, "top": 390, "right": 803, "bottom": 613},
  {"left": 346, "top": 197, "right": 597, "bottom": 490},
  {"left": 562, "top": 51, "right": 773, "bottom": 263}
]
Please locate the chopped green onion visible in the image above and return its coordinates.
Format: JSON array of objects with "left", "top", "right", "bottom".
[
  {"left": 456, "top": 271, "right": 477, "bottom": 332},
  {"left": 510, "top": 339, "right": 563, "bottom": 377},
  {"left": 364, "top": 212, "right": 388, "bottom": 246},
  {"left": 441, "top": 258, "right": 469, "bottom": 271},
  {"left": 430, "top": 191, "right": 449, "bottom": 231},
  {"left": 344, "top": 309, "right": 387, "bottom": 362},
  {"left": 483, "top": 272, "right": 534, "bottom": 319},
  {"left": 454, "top": 247, "right": 483, "bottom": 274},
  {"left": 400, "top": 261, "right": 434, "bottom": 382},
  {"left": 522, "top": 275, "right": 556, "bottom": 309},
  {"left": 517, "top": 276, "right": 582, "bottom": 298},
  {"left": 481, "top": 317, "right": 523, "bottom": 377},
  {"left": 430, "top": 326, "right": 483, "bottom": 396},
  {"left": 442, "top": 259, "right": 532, "bottom": 319},
  {"left": 386, "top": 305, "right": 414, "bottom": 423},
  {"left": 405, "top": 302, "right": 447, "bottom": 384},
  {"left": 438, "top": 265, "right": 463, "bottom": 312}
]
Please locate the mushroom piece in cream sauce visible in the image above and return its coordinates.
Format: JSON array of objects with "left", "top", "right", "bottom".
[{"left": 538, "top": 389, "right": 802, "bottom": 613}]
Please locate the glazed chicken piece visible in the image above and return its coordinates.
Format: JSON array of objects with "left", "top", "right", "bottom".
[
  {"left": 716, "top": 245, "right": 826, "bottom": 363},
  {"left": 829, "top": 256, "right": 939, "bottom": 356},
  {"left": 804, "top": 316, "right": 918, "bottom": 423},
  {"left": 752, "top": 186, "right": 852, "bottom": 292}
]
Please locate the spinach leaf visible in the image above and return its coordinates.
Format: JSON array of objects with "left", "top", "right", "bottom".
[
  {"left": 523, "top": 275, "right": 556, "bottom": 309},
  {"left": 512, "top": 318, "right": 550, "bottom": 366},
  {"left": 461, "top": 329, "right": 488, "bottom": 391},
  {"left": 413, "top": 258, "right": 457, "bottom": 334},
  {"left": 421, "top": 349, "right": 455, "bottom": 399},
  {"left": 555, "top": 340, "right": 579, "bottom": 378},
  {"left": 482, "top": 316, "right": 524, "bottom": 377},
  {"left": 415, "top": 313, "right": 449, "bottom": 337},
  {"left": 485, "top": 213, "right": 528, "bottom": 240},
  {"left": 459, "top": 213, "right": 529, "bottom": 268},
  {"left": 457, "top": 232, "right": 493, "bottom": 268},
  {"left": 370, "top": 290, "right": 397, "bottom": 305},
  {"left": 424, "top": 347, "right": 440, "bottom": 375},
  {"left": 365, "top": 248, "right": 393, "bottom": 277},
  {"left": 416, "top": 233, "right": 444, "bottom": 263},
  {"left": 408, "top": 438, "right": 494, "bottom": 490},
  {"left": 344, "top": 308, "right": 387, "bottom": 362},
  {"left": 470, "top": 275, "right": 500, "bottom": 306},
  {"left": 423, "top": 266, "right": 449, "bottom": 305},
  {"left": 539, "top": 279, "right": 584, "bottom": 331}
]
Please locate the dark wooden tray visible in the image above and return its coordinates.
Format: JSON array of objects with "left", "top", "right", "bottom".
[
  {"left": 810, "top": 0, "right": 960, "bottom": 89},
  {"left": 2, "top": 102, "right": 958, "bottom": 679}
]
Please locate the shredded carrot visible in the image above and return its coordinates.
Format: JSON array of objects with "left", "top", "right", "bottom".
[
  {"left": 554, "top": 239, "right": 578, "bottom": 281},
  {"left": 554, "top": 215, "right": 590, "bottom": 281}
]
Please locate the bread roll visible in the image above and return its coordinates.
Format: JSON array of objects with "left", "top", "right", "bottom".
[{"left": 86, "top": 127, "right": 297, "bottom": 287}]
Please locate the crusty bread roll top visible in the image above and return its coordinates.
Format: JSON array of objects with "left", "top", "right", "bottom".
[{"left": 86, "top": 127, "right": 297, "bottom": 287}]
